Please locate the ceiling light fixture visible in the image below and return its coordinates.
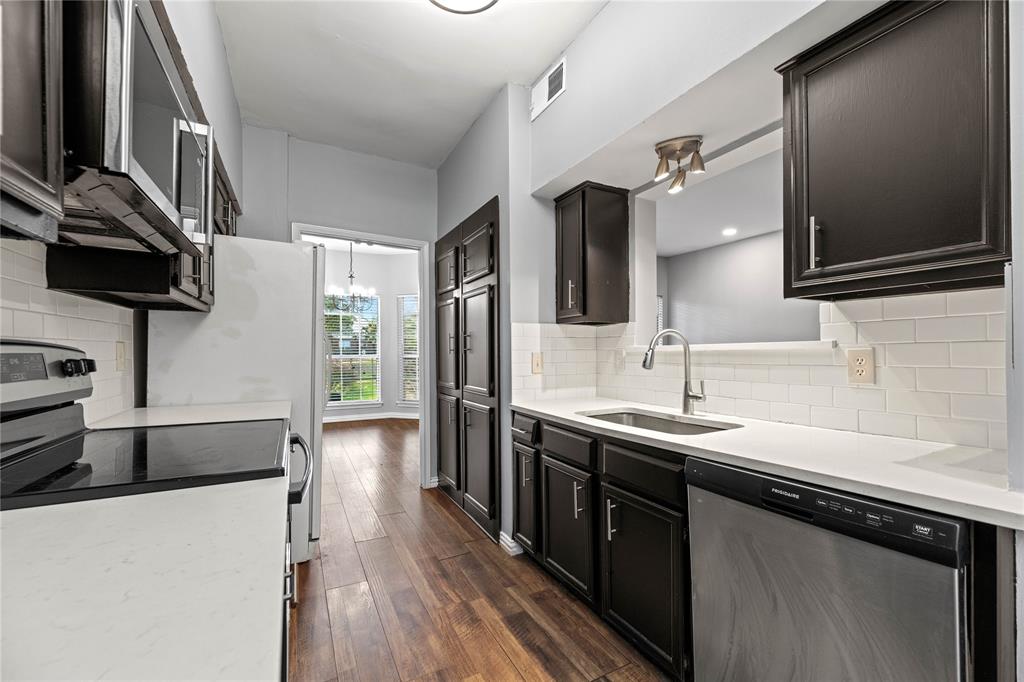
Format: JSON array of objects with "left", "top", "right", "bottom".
[
  {"left": 429, "top": 0, "right": 498, "bottom": 14},
  {"left": 667, "top": 166, "right": 686, "bottom": 194},
  {"left": 653, "top": 135, "right": 706, "bottom": 189},
  {"left": 722, "top": 227, "right": 738, "bottom": 237}
]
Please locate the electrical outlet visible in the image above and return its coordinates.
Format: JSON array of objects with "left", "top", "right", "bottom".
[
  {"left": 847, "top": 347, "right": 875, "bottom": 385},
  {"left": 115, "top": 341, "right": 127, "bottom": 371},
  {"left": 531, "top": 352, "right": 543, "bottom": 374}
]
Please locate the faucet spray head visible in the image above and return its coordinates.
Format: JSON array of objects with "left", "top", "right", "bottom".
[{"left": 642, "top": 347, "right": 656, "bottom": 370}]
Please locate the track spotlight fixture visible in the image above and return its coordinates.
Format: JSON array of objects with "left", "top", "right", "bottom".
[
  {"left": 667, "top": 166, "right": 686, "bottom": 194},
  {"left": 653, "top": 135, "right": 706, "bottom": 190}
]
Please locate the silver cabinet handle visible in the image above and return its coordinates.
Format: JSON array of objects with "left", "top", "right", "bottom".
[
  {"left": 447, "top": 333, "right": 455, "bottom": 354},
  {"left": 567, "top": 279, "right": 576, "bottom": 308},
  {"left": 572, "top": 481, "right": 584, "bottom": 519},
  {"left": 447, "top": 401, "right": 454, "bottom": 424},
  {"left": 809, "top": 216, "right": 822, "bottom": 270},
  {"left": 464, "top": 409, "right": 471, "bottom": 428},
  {"left": 463, "top": 332, "right": 472, "bottom": 351},
  {"left": 606, "top": 499, "right": 617, "bottom": 542}
]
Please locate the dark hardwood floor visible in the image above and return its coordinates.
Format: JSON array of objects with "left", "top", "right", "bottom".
[{"left": 290, "top": 418, "right": 669, "bottom": 682}]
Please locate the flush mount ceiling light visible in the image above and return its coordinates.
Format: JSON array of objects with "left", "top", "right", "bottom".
[
  {"left": 429, "top": 0, "right": 498, "bottom": 14},
  {"left": 653, "top": 135, "right": 706, "bottom": 188},
  {"left": 722, "top": 227, "right": 738, "bottom": 237}
]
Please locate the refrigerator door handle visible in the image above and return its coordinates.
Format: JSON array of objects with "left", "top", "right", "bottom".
[{"left": 288, "top": 432, "right": 312, "bottom": 505}]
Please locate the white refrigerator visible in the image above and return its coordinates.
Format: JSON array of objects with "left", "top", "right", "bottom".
[{"left": 148, "top": 235, "right": 327, "bottom": 563}]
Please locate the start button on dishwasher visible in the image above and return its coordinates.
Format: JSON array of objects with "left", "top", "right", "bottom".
[{"left": 912, "top": 523, "right": 934, "bottom": 539}]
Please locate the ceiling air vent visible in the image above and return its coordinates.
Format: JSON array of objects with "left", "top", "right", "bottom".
[{"left": 530, "top": 58, "right": 566, "bottom": 122}]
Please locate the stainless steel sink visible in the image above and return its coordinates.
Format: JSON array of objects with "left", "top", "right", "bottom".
[{"left": 578, "top": 408, "right": 741, "bottom": 436}]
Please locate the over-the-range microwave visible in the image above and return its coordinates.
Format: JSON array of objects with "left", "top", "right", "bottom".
[{"left": 60, "top": 0, "right": 214, "bottom": 259}]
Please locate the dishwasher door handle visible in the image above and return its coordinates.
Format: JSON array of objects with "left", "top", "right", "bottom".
[{"left": 288, "top": 432, "right": 312, "bottom": 505}]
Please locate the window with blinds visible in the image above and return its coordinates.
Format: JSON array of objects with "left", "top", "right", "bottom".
[
  {"left": 398, "top": 295, "right": 419, "bottom": 404},
  {"left": 325, "top": 294, "right": 380, "bottom": 404}
]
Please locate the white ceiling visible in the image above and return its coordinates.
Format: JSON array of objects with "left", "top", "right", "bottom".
[
  {"left": 215, "top": 0, "right": 605, "bottom": 168},
  {"left": 656, "top": 149, "right": 782, "bottom": 257}
]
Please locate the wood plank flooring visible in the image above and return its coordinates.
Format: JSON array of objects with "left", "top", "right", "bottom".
[{"left": 290, "top": 419, "right": 669, "bottom": 682}]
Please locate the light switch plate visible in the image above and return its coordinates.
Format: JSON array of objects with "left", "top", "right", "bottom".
[
  {"left": 847, "top": 347, "right": 875, "bottom": 385},
  {"left": 115, "top": 341, "right": 127, "bottom": 371},
  {"left": 531, "top": 352, "right": 543, "bottom": 374}
]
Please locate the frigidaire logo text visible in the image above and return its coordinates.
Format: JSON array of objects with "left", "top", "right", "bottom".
[{"left": 771, "top": 487, "right": 799, "bottom": 500}]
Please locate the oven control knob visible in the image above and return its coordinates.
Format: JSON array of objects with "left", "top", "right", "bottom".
[{"left": 61, "top": 359, "right": 86, "bottom": 377}]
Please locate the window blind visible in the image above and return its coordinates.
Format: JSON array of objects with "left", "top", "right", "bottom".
[
  {"left": 325, "top": 294, "right": 380, "bottom": 404},
  {"left": 398, "top": 295, "right": 419, "bottom": 403}
]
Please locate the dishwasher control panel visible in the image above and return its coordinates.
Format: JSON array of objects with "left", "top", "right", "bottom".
[{"left": 761, "top": 479, "right": 961, "bottom": 550}]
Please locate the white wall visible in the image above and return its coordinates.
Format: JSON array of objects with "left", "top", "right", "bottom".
[
  {"left": 529, "top": 1, "right": 820, "bottom": 192},
  {"left": 238, "top": 125, "right": 438, "bottom": 246},
  {"left": 631, "top": 197, "right": 657, "bottom": 342},
  {"left": 0, "top": 239, "right": 134, "bottom": 424},
  {"left": 323, "top": 250, "right": 419, "bottom": 420},
  {"left": 162, "top": 0, "right": 243, "bottom": 200}
]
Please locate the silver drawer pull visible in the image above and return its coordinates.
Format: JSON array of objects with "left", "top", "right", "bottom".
[
  {"left": 809, "top": 216, "right": 822, "bottom": 270},
  {"left": 572, "top": 481, "right": 584, "bottom": 519},
  {"left": 567, "top": 279, "right": 576, "bottom": 307},
  {"left": 606, "top": 499, "right": 617, "bottom": 542}
]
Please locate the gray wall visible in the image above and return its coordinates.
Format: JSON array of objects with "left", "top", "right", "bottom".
[
  {"left": 659, "top": 231, "right": 819, "bottom": 344},
  {"left": 323, "top": 251, "right": 420, "bottom": 420},
  {"left": 237, "top": 125, "right": 438, "bottom": 245},
  {"left": 163, "top": 0, "right": 244, "bottom": 200}
]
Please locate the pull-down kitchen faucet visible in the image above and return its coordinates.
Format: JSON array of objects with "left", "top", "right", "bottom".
[{"left": 642, "top": 329, "right": 705, "bottom": 415}]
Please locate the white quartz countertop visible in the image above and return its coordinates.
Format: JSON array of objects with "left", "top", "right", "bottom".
[
  {"left": 511, "top": 397, "right": 1024, "bottom": 530},
  {"left": 2, "top": 401, "right": 293, "bottom": 680},
  {"left": 89, "top": 400, "right": 292, "bottom": 429}
]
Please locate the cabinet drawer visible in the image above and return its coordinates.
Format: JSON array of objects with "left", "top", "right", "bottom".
[
  {"left": 511, "top": 413, "right": 539, "bottom": 445},
  {"left": 542, "top": 424, "right": 596, "bottom": 470},
  {"left": 602, "top": 444, "right": 685, "bottom": 508}
]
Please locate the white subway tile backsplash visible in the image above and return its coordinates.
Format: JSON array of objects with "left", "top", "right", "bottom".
[
  {"left": 859, "top": 411, "right": 917, "bottom": 439},
  {"left": 947, "top": 288, "right": 1004, "bottom": 315},
  {"left": 834, "top": 386, "right": 886, "bottom": 411},
  {"left": 987, "top": 369, "right": 1006, "bottom": 396},
  {"left": 809, "top": 365, "right": 848, "bottom": 386},
  {"left": 917, "top": 368, "right": 988, "bottom": 394},
  {"left": 882, "top": 293, "right": 946, "bottom": 319},
  {"left": 916, "top": 315, "right": 988, "bottom": 342},
  {"left": 949, "top": 394, "right": 1006, "bottom": 422},
  {"left": 770, "top": 402, "right": 810, "bottom": 425},
  {"left": 989, "top": 423, "right": 1008, "bottom": 450},
  {"left": 810, "top": 406, "right": 859, "bottom": 431},
  {"left": 769, "top": 366, "right": 809, "bottom": 385},
  {"left": 949, "top": 342, "right": 1004, "bottom": 368},
  {"left": 735, "top": 399, "right": 771, "bottom": 420},
  {"left": 1, "top": 240, "right": 133, "bottom": 424},
  {"left": 987, "top": 314, "right": 1006, "bottom": 341},
  {"left": 719, "top": 380, "right": 752, "bottom": 399},
  {"left": 857, "top": 320, "right": 915, "bottom": 344},
  {"left": 751, "top": 382, "right": 789, "bottom": 403},
  {"left": 833, "top": 299, "right": 883, "bottom": 322},
  {"left": 820, "top": 322, "right": 857, "bottom": 344},
  {"left": 886, "top": 343, "right": 950, "bottom": 367},
  {"left": 886, "top": 390, "right": 950, "bottom": 417},
  {"left": 788, "top": 384, "right": 833, "bottom": 406},
  {"left": 917, "top": 417, "right": 989, "bottom": 447}
]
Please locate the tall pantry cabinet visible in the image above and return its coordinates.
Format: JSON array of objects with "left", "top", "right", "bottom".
[{"left": 435, "top": 197, "right": 500, "bottom": 539}]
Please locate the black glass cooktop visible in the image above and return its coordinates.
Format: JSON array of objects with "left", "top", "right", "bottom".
[{"left": 1, "top": 419, "right": 288, "bottom": 510}]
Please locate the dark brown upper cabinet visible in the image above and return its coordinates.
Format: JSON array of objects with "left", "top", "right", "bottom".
[
  {"left": 1, "top": 0, "right": 63, "bottom": 242},
  {"left": 436, "top": 246, "right": 459, "bottom": 294},
  {"left": 461, "top": 283, "right": 494, "bottom": 398},
  {"left": 554, "top": 182, "right": 630, "bottom": 324},
  {"left": 436, "top": 297, "right": 459, "bottom": 390},
  {"left": 777, "top": 0, "right": 1009, "bottom": 300},
  {"left": 461, "top": 223, "right": 494, "bottom": 284}
]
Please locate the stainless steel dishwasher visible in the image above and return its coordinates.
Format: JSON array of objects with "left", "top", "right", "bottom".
[{"left": 686, "top": 457, "right": 968, "bottom": 682}]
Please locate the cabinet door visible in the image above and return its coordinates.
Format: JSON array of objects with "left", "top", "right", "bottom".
[
  {"left": 436, "top": 247, "right": 458, "bottom": 294},
  {"left": 461, "top": 401, "right": 494, "bottom": 521},
  {"left": 513, "top": 443, "right": 538, "bottom": 555},
  {"left": 461, "top": 223, "right": 494, "bottom": 284},
  {"left": 436, "top": 297, "right": 458, "bottom": 390},
  {"left": 437, "top": 394, "right": 459, "bottom": 490},
  {"left": 461, "top": 284, "right": 494, "bottom": 398},
  {"left": 555, "top": 191, "right": 584, "bottom": 321},
  {"left": 602, "top": 485, "right": 685, "bottom": 676},
  {"left": 541, "top": 455, "right": 594, "bottom": 602},
  {"left": 0, "top": 0, "right": 63, "bottom": 234},
  {"left": 782, "top": 0, "right": 1009, "bottom": 298}
]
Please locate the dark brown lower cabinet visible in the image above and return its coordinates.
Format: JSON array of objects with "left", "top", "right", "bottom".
[
  {"left": 602, "top": 484, "right": 687, "bottom": 678},
  {"left": 541, "top": 455, "right": 595, "bottom": 604},
  {"left": 461, "top": 400, "right": 495, "bottom": 529},
  {"left": 437, "top": 394, "right": 459, "bottom": 493},
  {"left": 513, "top": 443, "right": 538, "bottom": 555}
]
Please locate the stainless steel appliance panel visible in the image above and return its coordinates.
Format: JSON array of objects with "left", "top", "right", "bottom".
[{"left": 688, "top": 486, "right": 962, "bottom": 682}]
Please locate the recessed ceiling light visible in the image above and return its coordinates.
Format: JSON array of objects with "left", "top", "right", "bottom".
[
  {"left": 429, "top": 0, "right": 498, "bottom": 14},
  {"left": 722, "top": 227, "right": 738, "bottom": 237}
]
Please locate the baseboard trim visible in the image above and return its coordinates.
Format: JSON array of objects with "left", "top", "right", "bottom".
[
  {"left": 499, "top": 532, "right": 523, "bottom": 556},
  {"left": 423, "top": 476, "right": 439, "bottom": 489},
  {"left": 323, "top": 412, "right": 419, "bottom": 423}
]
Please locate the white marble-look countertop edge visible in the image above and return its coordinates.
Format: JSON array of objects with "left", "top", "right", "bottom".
[
  {"left": 89, "top": 400, "right": 293, "bottom": 429},
  {"left": 511, "top": 397, "right": 1024, "bottom": 530}
]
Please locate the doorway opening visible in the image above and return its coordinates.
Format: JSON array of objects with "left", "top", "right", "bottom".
[{"left": 292, "top": 222, "right": 433, "bottom": 489}]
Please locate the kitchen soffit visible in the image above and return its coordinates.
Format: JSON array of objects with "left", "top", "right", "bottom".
[{"left": 215, "top": 0, "right": 605, "bottom": 168}]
